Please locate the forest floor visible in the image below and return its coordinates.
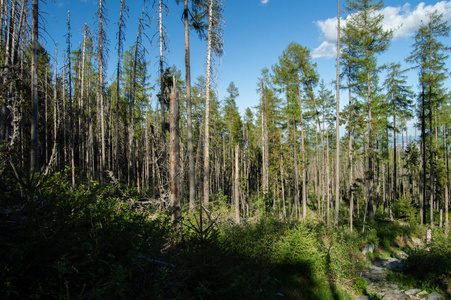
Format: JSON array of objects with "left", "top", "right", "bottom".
[{"left": 1, "top": 176, "right": 451, "bottom": 299}]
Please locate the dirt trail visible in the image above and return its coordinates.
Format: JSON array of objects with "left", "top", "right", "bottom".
[{"left": 355, "top": 254, "right": 444, "bottom": 300}]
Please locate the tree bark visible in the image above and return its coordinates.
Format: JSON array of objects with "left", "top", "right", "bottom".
[
  {"left": 169, "top": 77, "right": 180, "bottom": 223},
  {"left": 334, "top": 0, "right": 341, "bottom": 227},
  {"left": 97, "top": 0, "right": 106, "bottom": 184},
  {"left": 261, "top": 79, "right": 269, "bottom": 198},
  {"left": 203, "top": 0, "right": 213, "bottom": 206},
  {"left": 298, "top": 87, "right": 307, "bottom": 219},
  {"left": 67, "top": 11, "right": 75, "bottom": 187},
  {"left": 184, "top": 0, "right": 195, "bottom": 210},
  {"left": 30, "top": 0, "right": 39, "bottom": 174},
  {"left": 235, "top": 144, "right": 240, "bottom": 223}
]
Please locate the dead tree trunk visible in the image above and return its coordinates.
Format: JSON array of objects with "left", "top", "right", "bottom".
[
  {"left": 169, "top": 77, "right": 180, "bottom": 223},
  {"left": 30, "top": 0, "right": 39, "bottom": 174},
  {"left": 235, "top": 144, "right": 240, "bottom": 223}
]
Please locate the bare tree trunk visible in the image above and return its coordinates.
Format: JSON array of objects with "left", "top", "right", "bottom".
[
  {"left": 183, "top": 0, "right": 195, "bottom": 210},
  {"left": 30, "top": 0, "right": 39, "bottom": 174},
  {"left": 79, "top": 24, "right": 87, "bottom": 182},
  {"left": 53, "top": 45, "right": 59, "bottom": 169},
  {"left": 335, "top": 0, "right": 341, "bottom": 227},
  {"left": 203, "top": 0, "right": 214, "bottom": 207},
  {"left": 280, "top": 134, "right": 286, "bottom": 218},
  {"left": 158, "top": 0, "right": 167, "bottom": 182},
  {"left": 235, "top": 144, "right": 240, "bottom": 223},
  {"left": 170, "top": 77, "right": 180, "bottom": 223},
  {"left": 326, "top": 130, "right": 330, "bottom": 226},
  {"left": 97, "top": 0, "right": 107, "bottom": 184},
  {"left": 261, "top": 79, "right": 269, "bottom": 198},
  {"left": 293, "top": 120, "right": 300, "bottom": 219},
  {"left": 367, "top": 68, "right": 375, "bottom": 222},
  {"left": 45, "top": 69, "right": 48, "bottom": 165},
  {"left": 298, "top": 88, "right": 307, "bottom": 219},
  {"left": 349, "top": 130, "right": 354, "bottom": 232},
  {"left": 429, "top": 83, "right": 434, "bottom": 226},
  {"left": 67, "top": 11, "right": 75, "bottom": 187},
  {"left": 446, "top": 128, "right": 449, "bottom": 236},
  {"left": 116, "top": 0, "right": 127, "bottom": 179}
]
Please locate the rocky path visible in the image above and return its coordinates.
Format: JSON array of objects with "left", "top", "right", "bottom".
[{"left": 355, "top": 254, "right": 444, "bottom": 300}]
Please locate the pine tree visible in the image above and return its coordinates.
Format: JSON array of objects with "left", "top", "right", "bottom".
[
  {"left": 383, "top": 63, "right": 413, "bottom": 203},
  {"left": 407, "top": 11, "right": 450, "bottom": 225},
  {"left": 343, "top": 0, "right": 392, "bottom": 223},
  {"left": 273, "top": 42, "right": 318, "bottom": 219}
]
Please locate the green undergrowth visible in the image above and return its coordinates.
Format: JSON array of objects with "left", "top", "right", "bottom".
[
  {"left": 389, "top": 228, "right": 451, "bottom": 295},
  {"left": 4, "top": 172, "right": 441, "bottom": 299}
]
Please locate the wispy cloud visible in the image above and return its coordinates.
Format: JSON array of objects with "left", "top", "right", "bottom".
[
  {"left": 312, "top": 1, "right": 451, "bottom": 59},
  {"left": 261, "top": 0, "right": 269, "bottom": 4}
]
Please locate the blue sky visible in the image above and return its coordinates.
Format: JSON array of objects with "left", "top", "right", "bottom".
[{"left": 42, "top": 0, "right": 451, "bottom": 115}]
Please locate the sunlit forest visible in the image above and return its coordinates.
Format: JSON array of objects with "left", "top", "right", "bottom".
[{"left": 1, "top": 0, "right": 450, "bottom": 299}]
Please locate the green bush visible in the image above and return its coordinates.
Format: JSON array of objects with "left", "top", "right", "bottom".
[
  {"left": 353, "top": 276, "right": 367, "bottom": 294},
  {"left": 273, "top": 225, "right": 325, "bottom": 277},
  {"left": 400, "top": 229, "right": 451, "bottom": 292},
  {"left": 363, "top": 227, "right": 380, "bottom": 250},
  {"left": 327, "top": 230, "right": 362, "bottom": 284},
  {"left": 0, "top": 173, "right": 170, "bottom": 299},
  {"left": 393, "top": 195, "right": 417, "bottom": 224}
]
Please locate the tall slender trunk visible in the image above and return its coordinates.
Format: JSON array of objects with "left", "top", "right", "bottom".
[
  {"left": 203, "top": 0, "right": 214, "bottom": 206},
  {"left": 79, "top": 25, "right": 87, "bottom": 181},
  {"left": 298, "top": 87, "right": 307, "bottom": 219},
  {"left": 45, "top": 69, "right": 48, "bottom": 165},
  {"left": 429, "top": 83, "right": 434, "bottom": 226},
  {"left": 421, "top": 81, "right": 426, "bottom": 224},
  {"left": 159, "top": 0, "right": 167, "bottom": 177},
  {"left": 326, "top": 129, "right": 330, "bottom": 226},
  {"left": 235, "top": 144, "right": 240, "bottom": 223},
  {"left": 367, "top": 67, "right": 375, "bottom": 222},
  {"left": 393, "top": 94, "right": 398, "bottom": 203},
  {"left": 30, "top": 0, "right": 39, "bottom": 174},
  {"left": 280, "top": 141, "right": 286, "bottom": 218},
  {"left": 183, "top": 0, "right": 195, "bottom": 210},
  {"left": 335, "top": 0, "right": 341, "bottom": 227},
  {"left": 445, "top": 127, "right": 449, "bottom": 235},
  {"left": 349, "top": 129, "right": 354, "bottom": 232},
  {"left": 97, "top": 0, "right": 106, "bottom": 184},
  {"left": 169, "top": 77, "right": 180, "bottom": 223},
  {"left": 261, "top": 79, "right": 269, "bottom": 198},
  {"left": 67, "top": 11, "right": 75, "bottom": 187},
  {"left": 116, "top": 0, "right": 127, "bottom": 179},
  {"left": 53, "top": 45, "right": 59, "bottom": 169},
  {"left": 293, "top": 119, "right": 300, "bottom": 219}
]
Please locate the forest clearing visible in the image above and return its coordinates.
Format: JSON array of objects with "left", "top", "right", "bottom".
[{"left": 0, "top": 0, "right": 450, "bottom": 298}]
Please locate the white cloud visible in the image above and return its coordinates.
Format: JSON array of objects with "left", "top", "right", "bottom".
[
  {"left": 314, "top": 17, "right": 342, "bottom": 44},
  {"left": 312, "top": 41, "right": 336, "bottom": 59},
  {"left": 261, "top": 0, "right": 269, "bottom": 4},
  {"left": 313, "top": 1, "right": 451, "bottom": 59}
]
